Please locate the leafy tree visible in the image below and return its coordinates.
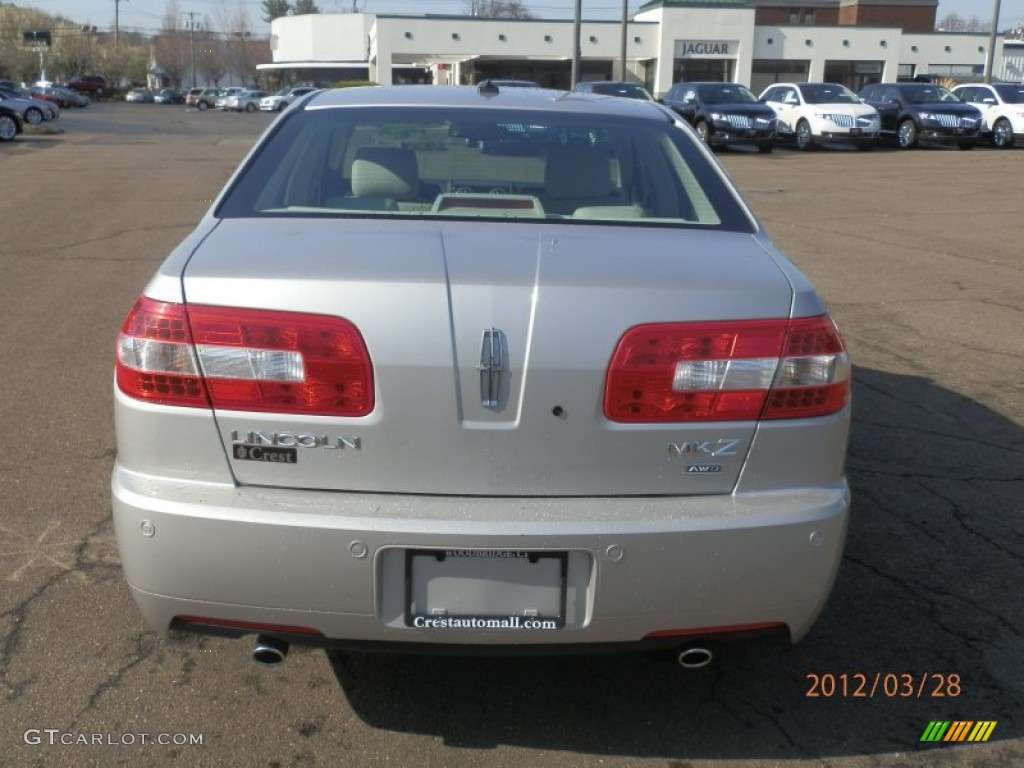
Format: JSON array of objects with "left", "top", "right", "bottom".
[
  {"left": 293, "top": 0, "right": 322, "bottom": 13},
  {"left": 260, "top": 0, "right": 291, "bottom": 23}
]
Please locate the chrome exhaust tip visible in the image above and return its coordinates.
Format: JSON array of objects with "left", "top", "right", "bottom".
[
  {"left": 677, "top": 645, "right": 714, "bottom": 670},
  {"left": 252, "top": 635, "right": 289, "bottom": 667}
]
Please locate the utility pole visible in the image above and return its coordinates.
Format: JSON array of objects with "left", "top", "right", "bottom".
[
  {"left": 571, "top": 0, "right": 582, "bottom": 87},
  {"left": 115, "top": 0, "right": 128, "bottom": 48},
  {"left": 183, "top": 11, "right": 201, "bottom": 88},
  {"left": 984, "top": 0, "right": 1002, "bottom": 83},
  {"left": 619, "top": 0, "right": 628, "bottom": 81}
]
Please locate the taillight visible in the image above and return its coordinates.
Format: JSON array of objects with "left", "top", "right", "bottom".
[
  {"left": 116, "top": 297, "right": 374, "bottom": 416},
  {"left": 604, "top": 315, "right": 849, "bottom": 422},
  {"left": 116, "top": 298, "right": 208, "bottom": 408}
]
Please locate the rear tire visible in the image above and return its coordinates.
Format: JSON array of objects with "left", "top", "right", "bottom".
[
  {"left": 245, "top": 102, "right": 256, "bottom": 112},
  {"left": 197, "top": 100, "right": 208, "bottom": 111},
  {"left": 24, "top": 107, "right": 43, "bottom": 125}
]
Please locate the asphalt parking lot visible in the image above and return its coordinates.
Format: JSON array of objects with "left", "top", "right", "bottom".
[{"left": 1, "top": 101, "right": 1021, "bottom": 768}]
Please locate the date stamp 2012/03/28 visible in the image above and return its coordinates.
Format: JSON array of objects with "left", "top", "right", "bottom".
[{"left": 806, "top": 672, "right": 961, "bottom": 699}]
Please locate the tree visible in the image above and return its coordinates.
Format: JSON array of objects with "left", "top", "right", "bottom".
[
  {"left": 196, "top": 24, "right": 227, "bottom": 86},
  {"left": 465, "top": 1, "right": 533, "bottom": 19},
  {"left": 937, "top": 13, "right": 989, "bottom": 33},
  {"left": 261, "top": 0, "right": 291, "bottom": 23},
  {"left": 215, "top": 1, "right": 257, "bottom": 87},
  {"left": 0, "top": 4, "right": 58, "bottom": 81},
  {"left": 153, "top": 0, "right": 189, "bottom": 88},
  {"left": 293, "top": 0, "right": 321, "bottom": 13}
]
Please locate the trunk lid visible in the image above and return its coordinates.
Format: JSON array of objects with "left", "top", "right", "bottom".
[{"left": 182, "top": 218, "right": 794, "bottom": 496}]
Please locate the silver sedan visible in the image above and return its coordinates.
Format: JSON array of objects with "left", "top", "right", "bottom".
[
  {"left": 112, "top": 85, "right": 851, "bottom": 666},
  {"left": 0, "top": 90, "right": 57, "bottom": 124},
  {"left": 225, "top": 90, "right": 265, "bottom": 112}
]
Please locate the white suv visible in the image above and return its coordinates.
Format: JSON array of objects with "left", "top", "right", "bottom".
[
  {"left": 951, "top": 83, "right": 1024, "bottom": 149},
  {"left": 759, "top": 82, "right": 880, "bottom": 150}
]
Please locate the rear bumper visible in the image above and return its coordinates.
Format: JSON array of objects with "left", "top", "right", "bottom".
[{"left": 112, "top": 464, "right": 850, "bottom": 648}]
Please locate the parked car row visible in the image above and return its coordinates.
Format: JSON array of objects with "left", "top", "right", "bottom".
[
  {"left": 31, "top": 85, "right": 89, "bottom": 109},
  {"left": 657, "top": 80, "right": 1022, "bottom": 150},
  {"left": 0, "top": 85, "right": 60, "bottom": 125},
  {"left": 120, "top": 87, "right": 267, "bottom": 111}
]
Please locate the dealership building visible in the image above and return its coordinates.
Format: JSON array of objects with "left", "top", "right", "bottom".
[{"left": 260, "top": 0, "right": 1017, "bottom": 95}]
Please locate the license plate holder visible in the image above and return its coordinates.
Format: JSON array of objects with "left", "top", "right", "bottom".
[
  {"left": 405, "top": 549, "right": 567, "bottom": 629},
  {"left": 850, "top": 127, "right": 862, "bottom": 136}
]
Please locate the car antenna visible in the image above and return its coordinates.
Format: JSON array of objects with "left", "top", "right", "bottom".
[{"left": 477, "top": 80, "right": 499, "bottom": 97}]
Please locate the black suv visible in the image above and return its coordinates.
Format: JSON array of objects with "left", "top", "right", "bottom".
[
  {"left": 858, "top": 82, "right": 983, "bottom": 149},
  {"left": 660, "top": 82, "right": 777, "bottom": 152}
]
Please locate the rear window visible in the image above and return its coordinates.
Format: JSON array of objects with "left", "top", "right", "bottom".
[{"left": 216, "top": 106, "right": 754, "bottom": 232}]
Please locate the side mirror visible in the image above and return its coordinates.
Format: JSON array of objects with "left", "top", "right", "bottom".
[{"left": 982, "top": 97, "right": 997, "bottom": 105}]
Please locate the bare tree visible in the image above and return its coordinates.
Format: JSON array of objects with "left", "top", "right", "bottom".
[
  {"left": 293, "top": 0, "right": 322, "bottom": 13},
  {"left": 98, "top": 35, "right": 150, "bottom": 87},
  {"left": 963, "top": 16, "right": 989, "bottom": 33},
  {"left": 196, "top": 21, "right": 228, "bottom": 86},
  {"left": 465, "top": 1, "right": 534, "bottom": 19},
  {"left": 215, "top": 1, "right": 258, "bottom": 87},
  {"left": 153, "top": 0, "right": 189, "bottom": 88},
  {"left": 937, "top": 12, "right": 964, "bottom": 32},
  {"left": 0, "top": 4, "right": 58, "bottom": 81}
]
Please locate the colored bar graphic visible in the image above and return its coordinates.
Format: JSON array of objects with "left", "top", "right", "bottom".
[
  {"left": 920, "top": 721, "right": 996, "bottom": 743},
  {"left": 944, "top": 722, "right": 972, "bottom": 741},
  {"left": 968, "top": 722, "right": 997, "bottom": 742},
  {"left": 921, "top": 721, "right": 950, "bottom": 742}
]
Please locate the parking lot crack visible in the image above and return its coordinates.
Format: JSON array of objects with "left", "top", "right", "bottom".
[
  {"left": 913, "top": 478, "right": 1024, "bottom": 566},
  {"left": 0, "top": 514, "right": 112, "bottom": 701},
  {"left": 844, "top": 553, "right": 1020, "bottom": 647},
  {"left": 68, "top": 631, "right": 161, "bottom": 727}
]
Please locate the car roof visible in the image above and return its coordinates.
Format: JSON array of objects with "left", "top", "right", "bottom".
[{"left": 303, "top": 85, "right": 669, "bottom": 120}]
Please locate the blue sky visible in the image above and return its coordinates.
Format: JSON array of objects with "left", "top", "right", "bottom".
[{"left": 20, "top": 0, "right": 1024, "bottom": 36}]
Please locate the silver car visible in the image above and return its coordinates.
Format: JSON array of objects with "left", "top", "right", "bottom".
[
  {"left": 0, "top": 90, "right": 55, "bottom": 124},
  {"left": 113, "top": 85, "right": 851, "bottom": 665},
  {"left": 225, "top": 89, "right": 265, "bottom": 112}
]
